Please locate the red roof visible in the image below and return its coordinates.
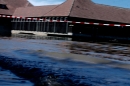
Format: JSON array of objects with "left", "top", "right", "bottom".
[
  {"left": 0, "top": 0, "right": 6, "bottom": 4},
  {"left": 70, "top": 0, "right": 130, "bottom": 23},
  {"left": 13, "top": 5, "right": 58, "bottom": 17},
  {"left": 13, "top": 0, "right": 130, "bottom": 23},
  {"left": 44, "top": 0, "right": 75, "bottom": 16},
  {"left": 0, "top": 0, "right": 33, "bottom": 15},
  {"left": 14, "top": 0, "right": 75, "bottom": 17}
]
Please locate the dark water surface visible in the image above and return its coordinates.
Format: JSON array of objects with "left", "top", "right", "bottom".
[
  {"left": 0, "top": 37, "right": 130, "bottom": 86},
  {"left": 0, "top": 67, "right": 33, "bottom": 86}
]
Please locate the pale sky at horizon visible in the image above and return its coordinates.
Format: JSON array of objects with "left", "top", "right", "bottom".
[{"left": 28, "top": 0, "right": 130, "bottom": 9}]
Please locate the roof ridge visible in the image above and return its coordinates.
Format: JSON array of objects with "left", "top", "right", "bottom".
[
  {"left": 25, "top": 1, "right": 33, "bottom": 7},
  {"left": 68, "top": 0, "right": 76, "bottom": 16},
  {"left": 42, "top": 5, "right": 60, "bottom": 16},
  {"left": 42, "top": 1, "right": 67, "bottom": 16},
  {"left": 43, "top": 0, "right": 76, "bottom": 16}
]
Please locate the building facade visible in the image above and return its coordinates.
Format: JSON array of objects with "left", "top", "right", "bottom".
[
  {"left": 1, "top": 0, "right": 130, "bottom": 42},
  {"left": 0, "top": 0, "right": 32, "bottom": 36}
]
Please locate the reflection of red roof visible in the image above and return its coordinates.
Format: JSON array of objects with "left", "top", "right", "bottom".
[
  {"left": 0, "top": 0, "right": 33, "bottom": 15},
  {"left": 13, "top": 0, "right": 130, "bottom": 23}
]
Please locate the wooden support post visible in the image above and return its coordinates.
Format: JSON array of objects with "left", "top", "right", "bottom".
[
  {"left": 36, "top": 20, "right": 38, "bottom": 32},
  {"left": 15, "top": 19, "right": 18, "bottom": 30},
  {"left": 54, "top": 22, "right": 56, "bottom": 33},
  {"left": 22, "top": 19, "right": 25, "bottom": 31},
  {"left": 66, "top": 22, "right": 68, "bottom": 34},
  {"left": 28, "top": 19, "right": 30, "bottom": 31},
  {"left": 43, "top": 21, "right": 46, "bottom": 32}
]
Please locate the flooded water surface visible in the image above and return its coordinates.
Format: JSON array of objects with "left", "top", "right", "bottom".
[
  {"left": 0, "top": 36, "right": 130, "bottom": 86},
  {"left": 0, "top": 67, "right": 33, "bottom": 86}
]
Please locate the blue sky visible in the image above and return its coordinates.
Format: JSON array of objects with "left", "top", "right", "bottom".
[
  {"left": 28, "top": 0, "right": 130, "bottom": 8},
  {"left": 92, "top": 0, "right": 130, "bottom": 8},
  {"left": 28, "top": 0, "right": 66, "bottom": 6}
]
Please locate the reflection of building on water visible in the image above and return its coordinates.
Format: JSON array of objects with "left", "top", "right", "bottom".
[{"left": 1, "top": 0, "right": 130, "bottom": 43}]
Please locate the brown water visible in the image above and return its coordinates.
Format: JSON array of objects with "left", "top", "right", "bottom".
[{"left": 65, "top": 42, "right": 130, "bottom": 61}]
